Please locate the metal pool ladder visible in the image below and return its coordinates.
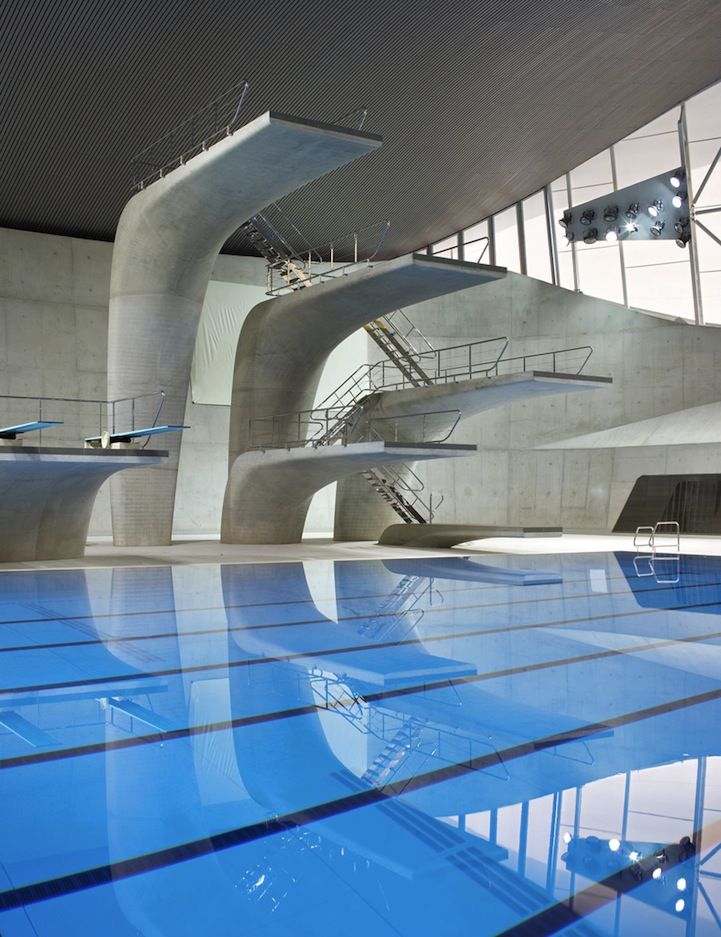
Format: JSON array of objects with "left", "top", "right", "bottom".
[{"left": 633, "top": 520, "right": 680, "bottom": 583}]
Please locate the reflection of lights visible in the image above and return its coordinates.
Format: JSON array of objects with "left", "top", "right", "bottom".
[
  {"left": 609, "top": 838, "right": 621, "bottom": 852},
  {"left": 652, "top": 868, "right": 662, "bottom": 879},
  {"left": 563, "top": 832, "right": 572, "bottom": 844},
  {"left": 677, "top": 877, "right": 687, "bottom": 891},
  {"left": 675, "top": 898, "right": 686, "bottom": 913},
  {"left": 648, "top": 199, "right": 664, "bottom": 217},
  {"left": 629, "top": 851, "right": 641, "bottom": 861}
]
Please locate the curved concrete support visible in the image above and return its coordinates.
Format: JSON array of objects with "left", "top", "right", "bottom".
[
  {"left": 222, "top": 254, "right": 505, "bottom": 542},
  {"left": 334, "top": 371, "right": 613, "bottom": 540},
  {"left": 223, "top": 441, "right": 475, "bottom": 544},
  {"left": 108, "top": 112, "right": 382, "bottom": 547},
  {"left": 0, "top": 447, "right": 166, "bottom": 561}
]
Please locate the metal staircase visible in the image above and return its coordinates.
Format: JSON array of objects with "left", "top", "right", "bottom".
[
  {"left": 361, "top": 463, "right": 441, "bottom": 525},
  {"left": 363, "top": 317, "right": 433, "bottom": 386},
  {"left": 362, "top": 716, "right": 426, "bottom": 787}
]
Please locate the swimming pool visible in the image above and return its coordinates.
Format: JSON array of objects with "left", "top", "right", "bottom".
[{"left": 0, "top": 551, "right": 719, "bottom": 935}]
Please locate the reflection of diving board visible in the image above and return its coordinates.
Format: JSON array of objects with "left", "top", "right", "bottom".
[
  {"left": 85, "top": 424, "right": 190, "bottom": 447},
  {"left": 379, "top": 523, "right": 563, "bottom": 548},
  {"left": 0, "top": 421, "right": 63, "bottom": 439},
  {"left": 313, "top": 647, "right": 476, "bottom": 687},
  {"left": 384, "top": 557, "right": 562, "bottom": 585}
]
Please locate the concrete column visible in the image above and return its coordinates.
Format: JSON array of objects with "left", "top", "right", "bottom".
[{"left": 107, "top": 112, "right": 382, "bottom": 545}]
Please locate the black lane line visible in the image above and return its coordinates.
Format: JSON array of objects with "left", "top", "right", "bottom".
[
  {"left": 1, "top": 684, "right": 721, "bottom": 913},
  {"left": 4, "top": 590, "right": 721, "bottom": 699},
  {"left": 3, "top": 623, "right": 721, "bottom": 771},
  {"left": 0, "top": 562, "right": 704, "bottom": 630},
  {"left": 0, "top": 573, "right": 717, "bottom": 657}
]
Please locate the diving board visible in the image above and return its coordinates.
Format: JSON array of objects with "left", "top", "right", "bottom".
[
  {"left": 0, "top": 421, "right": 63, "bottom": 439},
  {"left": 85, "top": 424, "right": 190, "bottom": 447}
]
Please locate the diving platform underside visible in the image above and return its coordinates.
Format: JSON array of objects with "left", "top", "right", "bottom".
[
  {"left": 222, "top": 441, "right": 476, "bottom": 545},
  {"left": 0, "top": 448, "right": 167, "bottom": 562},
  {"left": 378, "top": 523, "right": 563, "bottom": 548},
  {"left": 108, "top": 110, "right": 382, "bottom": 547}
]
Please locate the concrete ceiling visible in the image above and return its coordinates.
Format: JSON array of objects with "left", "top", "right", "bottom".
[{"left": 2, "top": 0, "right": 721, "bottom": 259}]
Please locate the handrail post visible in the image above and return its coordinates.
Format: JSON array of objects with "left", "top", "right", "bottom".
[{"left": 354, "top": 232, "right": 358, "bottom": 264}]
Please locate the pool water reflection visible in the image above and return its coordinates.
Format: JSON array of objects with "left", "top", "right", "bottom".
[{"left": 0, "top": 552, "right": 719, "bottom": 934}]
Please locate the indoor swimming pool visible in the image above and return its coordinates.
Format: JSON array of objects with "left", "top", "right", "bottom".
[{"left": 0, "top": 551, "right": 720, "bottom": 935}]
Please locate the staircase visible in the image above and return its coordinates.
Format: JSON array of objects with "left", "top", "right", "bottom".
[
  {"left": 362, "top": 717, "right": 425, "bottom": 787},
  {"left": 361, "top": 464, "right": 438, "bottom": 525},
  {"left": 363, "top": 318, "right": 433, "bottom": 386}
]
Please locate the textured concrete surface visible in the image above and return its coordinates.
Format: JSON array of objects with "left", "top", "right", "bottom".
[
  {"left": 108, "top": 111, "right": 382, "bottom": 547},
  {"left": 222, "top": 254, "right": 505, "bottom": 542},
  {"left": 334, "top": 371, "right": 611, "bottom": 540},
  {"left": 223, "top": 441, "right": 476, "bottom": 544},
  {"left": 377, "top": 523, "right": 562, "bottom": 547},
  {"left": 0, "top": 448, "right": 165, "bottom": 561}
]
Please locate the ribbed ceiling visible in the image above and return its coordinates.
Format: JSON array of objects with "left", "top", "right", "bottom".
[{"left": 1, "top": 0, "right": 721, "bottom": 258}]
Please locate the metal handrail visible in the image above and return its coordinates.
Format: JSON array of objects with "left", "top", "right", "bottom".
[
  {"left": 332, "top": 106, "right": 368, "bottom": 130},
  {"left": 0, "top": 389, "right": 166, "bottom": 443},
  {"left": 130, "top": 80, "right": 250, "bottom": 190},
  {"left": 495, "top": 345, "right": 594, "bottom": 376},
  {"left": 432, "top": 235, "right": 490, "bottom": 263},
  {"left": 248, "top": 406, "right": 462, "bottom": 450}
]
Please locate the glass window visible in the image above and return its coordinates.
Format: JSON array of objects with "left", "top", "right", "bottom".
[
  {"left": 522, "top": 192, "right": 552, "bottom": 282},
  {"left": 690, "top": 139, "right": 721, "bottom": 210},
  {"left": 685, "top": 80, "right": 721, "bottom": 143},
  {"left": 625, "top": 106, "right": 679, "bottom": 140},
  {"left": 693, "top": 212, "right": 721, "bottom": 274},
  {"left": 462, "top": 220, "right": 490, "bottom": 263},
  {"left": 494, "top": 206, "right": 521, "bottom": 272},
  {"left": 614, "top": 132, "right": 682, "bottom": 188},
  {"left": 432, "top": 234, "right": 460, "bottom": 260},
  {"left": 625, "top": 261, "right": 693, "bottom": 319},
  {"left": 571, "top": 151, "right": 613, "bottom": 191},
  {"left": 576, "top": 243, "right": 624, "bottom": 305},
  {"left": 701, "top": 271, "right": 721, "bottom": 324}
]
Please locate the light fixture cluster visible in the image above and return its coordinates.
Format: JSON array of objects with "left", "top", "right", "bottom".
[{"left": 558, "top": 167, "right": 691, "bottom": 249}]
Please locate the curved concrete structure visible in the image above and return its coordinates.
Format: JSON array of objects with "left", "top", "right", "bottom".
[
  {"left": 222, "top": 254, "right": 506, "bottom": 543},
  {"left": 378, "top": 522, "right": 562, "bottom": 548},
  {"left": 0, "top": 447, "right": 166, "bottom": 561},
  {"left": 108, "top": 111, "right": 382, "bottom": 546},
  {"left": 223, "top": 441, "right": 475, "bottom": 544},
  {"left": 334, "top": 371, "right": 613, "bottom": 540}
]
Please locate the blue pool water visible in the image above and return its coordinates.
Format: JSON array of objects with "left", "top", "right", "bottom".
[{"left": 0, "top": 551, "right": 720, "bottom": 935}]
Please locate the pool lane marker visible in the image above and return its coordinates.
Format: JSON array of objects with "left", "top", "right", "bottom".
[
  {"left": 3, "top": 587, "right": 721, "bottom": 700},
  {"left": 2, "top": 621, "right": 721, "bottom": 770},
  {"left": 0, "top": 571, "right": 716, "bottom": 657},
  {"left": 0, "top": 683, "right": 720, "bottom": 914}
]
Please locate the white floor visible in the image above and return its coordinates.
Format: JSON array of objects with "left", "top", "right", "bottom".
[{"left": 1, "top": 531, "right": 720, "bottom": 572}]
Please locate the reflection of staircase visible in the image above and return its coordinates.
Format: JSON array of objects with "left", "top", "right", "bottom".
[{"left": 362, "top": 717, "right": 425, "bottom": 787}]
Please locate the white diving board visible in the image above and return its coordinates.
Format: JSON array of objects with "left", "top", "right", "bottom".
[{"left": 0, "top": 421, "right": 63, "bottom": 439}]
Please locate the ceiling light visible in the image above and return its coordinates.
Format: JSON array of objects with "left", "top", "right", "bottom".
[
  {"left": 580, "top": 209, "right": 595, "bottom": 226},
  {"left": 605, "top": 227, "right": 619, "bottom": 242},
  {"left": 650, "top": 219, "right": 665, "bottom": 237},
  {"left": 625, "top": 202, "right": 640, "bottom": 220},
  {"left": 672, "top": 191, "right": 687, "bottom": 209},
  {"left": 648, "top": 199, "right": 664, "bottom": 217},
  {"left": 583, "top": 228, "right": 598, "bottom": 245},
  {"left": 602, "top": 206, "right": 618, "bottom": 223},
  {"left": 670, "top": 169, "right": 685, "bottom": 189},
  {"left": 559, "top": 210, "right": 573, "bottom": 229}
]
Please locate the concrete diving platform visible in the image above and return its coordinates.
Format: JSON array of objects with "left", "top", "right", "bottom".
[
  {"left": 378, "top": 523, "right": 563, "bottom": 548},
  {"left": 0, "top": 447, "right": 167, "bottom": 562}
]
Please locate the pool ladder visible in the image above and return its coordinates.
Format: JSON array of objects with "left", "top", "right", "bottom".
[{"left": 633, "top": 520, "right": 680, "bottom": 583}]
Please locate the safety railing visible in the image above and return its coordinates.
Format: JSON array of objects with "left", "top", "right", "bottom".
[
  {"left": 367, "top": 336, "right": 511, "bottom": 389},
  {"left": 331, "top": 106, "right": 368, "bottom": 131},
  {"left": 383, "top": 309, "right": 436, "bottom": 354},
  {"left": 130, "top": 80, "right": 250, "bottom": 190},
  {"left": 432, "top": 235, "right": 490, "bottom": 264},
  {"left": 248, "top": 407, "right": 461, "bottom": 450},
  {"left": 0, "top": 390, "right": 166, "bottom": 445},
  {"left": 494, "top": 345, "right": 594, "bottom": 376},
  {"left": 265, "top": 220, "right": 391, "bottom": 295}
]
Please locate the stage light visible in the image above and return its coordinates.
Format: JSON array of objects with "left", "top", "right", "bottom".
[
  {"left": 674, "top": 218, "right": 689, "bottom": 235},
  {"left": 677, "top": 878, "right": 687, "bottom": 892},
  {"left": 648, "top": 199, "right": 664, "bottom": 217},
  {"left": 563, "top": 832, "right": 572, "bottom": 844},
  {"left": 565, "top": 231, "right": 576, "bottom": 243},
  {"left": 559, "top": 210, "right": 573, "bottom": 229},
  {"left": 676, "top": 230, "right": 690, "bottom": 248},
  {"left": 672, "top": 191, "right": 687, "bottom": 209},
  {"left": 670, "top": 169, "right": 685, "bottom": 188},
  {"left": 609, "top": 838, "right": 621, "bottom": 852},
  {"left": 629, "top": 851, "right": 640, "bottom": 861},
  {"left": 650, "top": 220, "right": 665, "bottom": 237},
  {"left": 625, "top": 221, "right": 639, "bottom": 233},
  {"left": 580, "top": 209, "right": 595, "bottom": 226},
  {"left": 583, "top": 228, "right": 598, "bottom": 245},
  {"left": 652, "top": 867, "right": 662, "bottom": 880},
  {"left": 605, "top": 227, "right": 619, "bottom": 242},
  {"left": 602, "top": 205, "right": 618, "bottom": 223},
  {"left": 625, "top": 202, "right": 640, "bottom": 220},
  {"left": 675, "top": 899, "right": 686, "bottom": 913}
]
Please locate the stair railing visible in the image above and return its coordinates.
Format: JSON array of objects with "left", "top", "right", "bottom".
[{"left": 495, "top": 345, "right": 594, "bottom": 376}]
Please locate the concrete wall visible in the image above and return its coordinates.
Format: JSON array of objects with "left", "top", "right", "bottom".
[
  {"left": 0, "top": 226, "right": 363, "bottom": 538},
  {"left": 386, "top": 272, "right": 721, "bottom": 531}
]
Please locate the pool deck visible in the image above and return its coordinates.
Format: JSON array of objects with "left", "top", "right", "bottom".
[{"left": 1, "top": 531, "right": 721, "bottom": 571}]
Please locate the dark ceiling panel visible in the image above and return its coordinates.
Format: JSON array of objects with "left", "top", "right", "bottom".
[{"left": 1, "top": 0, "right": 721, "bottom": 258}]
